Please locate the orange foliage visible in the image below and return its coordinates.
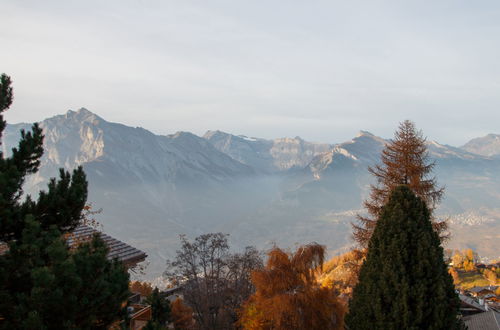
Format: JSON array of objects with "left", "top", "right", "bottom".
[
  {"left": 448, "top": 267, "right": 460, "bottom": 285},
  {"left": 463, "top": 259, "right": 476, "bottom": 272},
  {"left": 465, "top": 249, "right": 475, "bottom": 262},
  {"left": 81, "top": 203, "right": 103, "bottom": 229},
  {"left": 353, "top": 120, "right": 446, "bottom": 247},
  {"left": 171, "top": 298, "right": 195, "bottom": 330},
  {"left": 452, "top": 252, "right": 464, "bottom": 268},
  {"left": 129, "top": 281, "right": 153, "bottom": 297},
  {"left": 484, "top": 269, "right": 498, "bottom": 285},
  {"left": 239, "top": 244, "right": 345, "bottom": 330},
  {"left": 318, "top": 249, "right": 365, "bottom": 300}
]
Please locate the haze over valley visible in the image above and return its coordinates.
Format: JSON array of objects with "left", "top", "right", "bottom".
[{"left": 4, "top": 108, "right": 500, "bottom": 277}]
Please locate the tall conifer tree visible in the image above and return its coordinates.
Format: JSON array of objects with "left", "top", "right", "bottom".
[
  {"left": 353, "top": 120, "right": 447, "bottom": 247},
  {"left": 0, "top": 74, "right": 129, "bottom": 328},
  {"left": 345, "top": 186, "right": 461, "bottom": 330}
]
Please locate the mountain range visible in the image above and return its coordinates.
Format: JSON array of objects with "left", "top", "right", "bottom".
[{"left": 3, "top": 108, "right": 500, "bottom": 277}]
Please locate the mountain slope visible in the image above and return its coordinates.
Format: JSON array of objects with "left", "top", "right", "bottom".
[
  {"left": 4, "top": 109, "right": 264, "bottom": 275},
  {"left": 203, "top": 130, "right": 331, "bottom": 172},
  {"left": 4, "top": 110, "right": 500, "bottom": 277},
  {"left": 461, "top": 134, "right": 500, "bottom": 157}
]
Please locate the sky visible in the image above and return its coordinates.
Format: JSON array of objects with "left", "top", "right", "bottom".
[{"left": 1, "top": 1, "right": 500, "bottom": 146}]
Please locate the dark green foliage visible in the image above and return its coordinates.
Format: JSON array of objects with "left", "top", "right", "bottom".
[
  {"left": 0, "top": 74, "right": 130, "bottom": 329},
  {"left": 1, "top": 220, "right": 129, "bottom": 329},
  {"left": 345, "top": 186, "right": 461, "bottom": 330},
  {"left": 146, "top": 288, "right": 171, "bottom": 326},
  {"left": 0, "top": 74, "right": 13, "bottom": 133}
]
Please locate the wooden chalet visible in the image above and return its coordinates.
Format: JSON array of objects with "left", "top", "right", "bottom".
[
  {"left": 66, "top": 225, "right": 147, "bottom": 268},
  {"left": 127, "top": 304, "right": 152, "bottom": 330}
]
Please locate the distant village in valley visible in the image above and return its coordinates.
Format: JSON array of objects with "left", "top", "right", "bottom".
[{"left": 447, "top": 251, "right": 500, "bottom": 328}]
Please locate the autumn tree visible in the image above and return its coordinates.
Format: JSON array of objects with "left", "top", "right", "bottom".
[
  {"left": 353, "top": 120, "right": 446, "bottom": 247},
  {"left": 239, "top": 243, "right": 345, "bottom": 330},
  {"left": 345, "top": 186, "right": 461, "bottom": 330},
  {"left": 463, "top": 259, "right": 476, "bottom": 272},
  {"left": 318, "top": 249, "right": 365, "bottom": 300},
  {"left": 449, "top": 267, "right": 460, "bottom": 285},
  {"left": 130, "top": 280, "right": 154, "bottom": 297},
  {"left": 452, "top": 251, "right": 464, "bottom": 268},
  {"left": 483, "top": 269, "right": 498, "bottom": 285},
  {"left": 165, "top": 233, "right": 263, "bottom": 329},
  {"left": 465, "top": 248, "right": 479, "bottom": 264},
  {"left": 171, "top": 298, "right": 195, "bottom": 330},
  {"left": 0, "top": 74, "right": 129, "bottom": 328},
  {"left": 455, "top": 249, "right": 478, "bottom": 271}
]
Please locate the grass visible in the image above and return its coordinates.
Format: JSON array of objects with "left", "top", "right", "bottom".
[{"left": 457, "top": 270, "right": 490, "bottom": 290}]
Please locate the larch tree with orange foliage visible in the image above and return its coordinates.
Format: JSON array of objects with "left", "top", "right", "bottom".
[
  {"left": 239, "top": 243, "right": 344, "bottom": 330},
  {"left": 171, "top": 298, "right": 195, "bottom": 330},
  {"left": 353, "top": 120, "right": 447, "bottom": 247}
]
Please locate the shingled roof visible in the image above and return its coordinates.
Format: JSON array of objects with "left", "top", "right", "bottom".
[
  {"left": 0, "top": 226, "right": 147, "bottom": 268},
  {"left": 470, "top": 286, "right": 499, "bottom": 294},
  {"left": 459, "top": 294, "right": 487, "bottom": 315},
  {"left": 463, "top": 310, "right": 500, "bottom": 330},
  {"left": 66, "top": 225, "right": 147, "bottom": 267}
]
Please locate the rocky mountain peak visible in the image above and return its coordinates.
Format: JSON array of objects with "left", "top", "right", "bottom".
[
  {"left": 63, "top": 108, "right": 102, "bottom": 124},
  {"left": 461, "top": 133, "right": 500, "bottom": 157},
  {"left": 356, "top": 130, "right": 375, "bottom": 138}
]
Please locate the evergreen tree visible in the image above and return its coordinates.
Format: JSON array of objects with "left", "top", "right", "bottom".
[
  {"left": 143, "top": 321, "right": 167, "bottom": 330},
  {"left": 0, "top": 74, "right": 129, "bottom": 328},
  {"left": 353, "top": 120, "right": 447, "bottom": 247},
  {"left": 145, "top": 288, "right": 171, "bottom": 327},
  {"left": 345, "top": 186, "right": 461, "bottom": 330}
]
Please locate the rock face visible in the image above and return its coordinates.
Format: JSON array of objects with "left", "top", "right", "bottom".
[
  {"left": 6, "top": 109, "right": 254, "bottom": 190},
  {"left": 4, "top": 109, "right": 500, "bottom": 277},
  {"left": 461, "top": 133, "right": 500, "bottom": 157},
  {"left": 203, "top": 130, "right": 331, "bottom": 172}
]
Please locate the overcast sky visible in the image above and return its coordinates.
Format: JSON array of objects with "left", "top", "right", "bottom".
[{"left": 1, "top": 1, "right": 500, "bottom": 146}]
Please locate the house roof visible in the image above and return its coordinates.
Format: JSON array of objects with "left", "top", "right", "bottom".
[
  {"left": 463, "top": 311, "right": 500, "bottom": 330},
  {"left": 470, "top": 286, "right": 499, "bottom": 293},
  {"left": 66, "top": 225, "right": 147, "bottom": 266},
  {"left": 0, "top": 225, "right": 147, "bottom": 268},
  {"left": 460, "top": 294, "right": 487, "bottom": 313}
]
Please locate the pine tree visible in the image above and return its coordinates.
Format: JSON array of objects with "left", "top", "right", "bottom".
[
  {"left": 353, "top": 120, "right": 446, "bottom": 247},
  {"left": 0, "top": 74, "right": 129, "bottom": 328},
  {"left": 345, "top": 186, "right": 461, "bottom": 330}
]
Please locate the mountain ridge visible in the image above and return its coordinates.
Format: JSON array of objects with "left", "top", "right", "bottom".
[{"left": 3, "top": 108, "right": 499, "bottom": 277}]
